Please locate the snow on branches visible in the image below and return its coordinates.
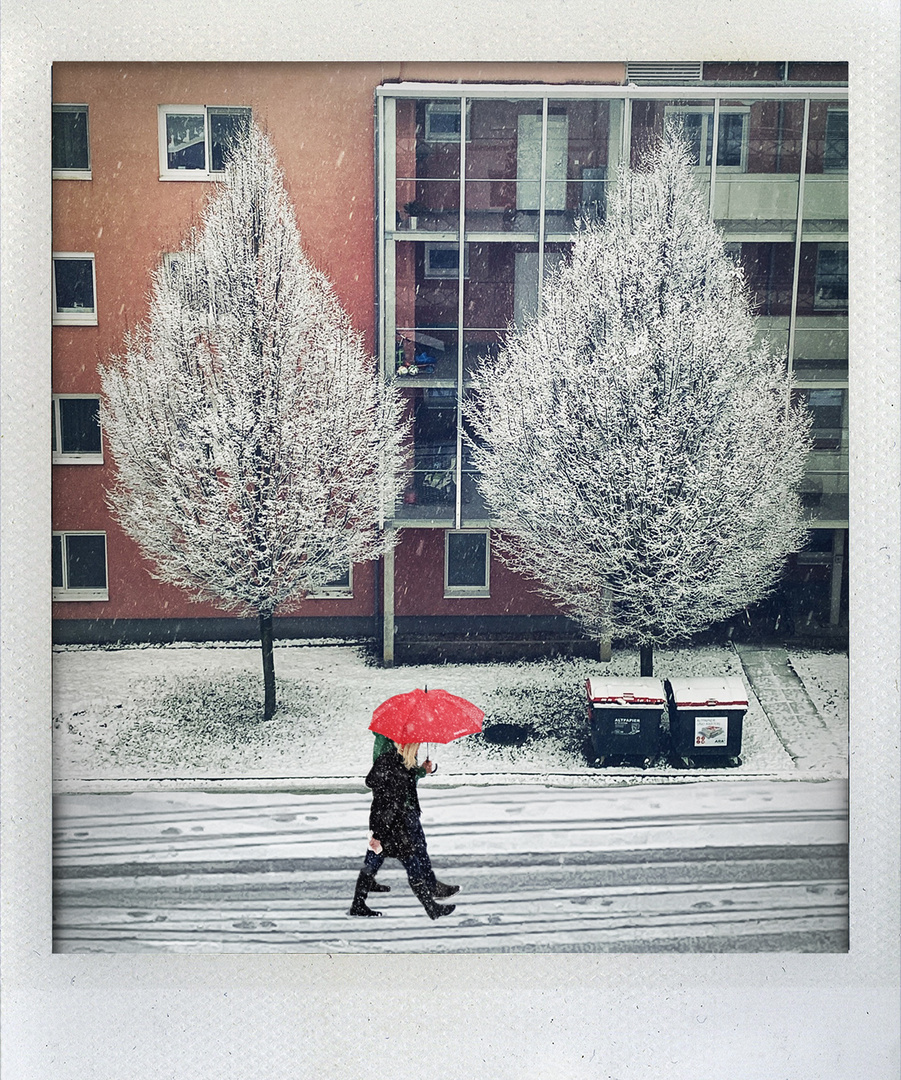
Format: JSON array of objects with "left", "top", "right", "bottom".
[
  {"left": 466, "top": 133, "right": 812, "bottom": 648},
  {"left": 101, "top": 122, "right": 408, "bottom": 618}
]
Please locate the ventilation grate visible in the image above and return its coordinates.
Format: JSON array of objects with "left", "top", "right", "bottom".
[{"left": 626, "top": 62, "right": 704, "bottom": 84}]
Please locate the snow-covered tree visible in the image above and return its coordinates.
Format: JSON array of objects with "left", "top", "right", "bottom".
[
  {"left": 466, "top": 133, "right": 812, "bottom": 675},
  {"left": 101, "top": 122, "right": 407, "bottom": 718}
]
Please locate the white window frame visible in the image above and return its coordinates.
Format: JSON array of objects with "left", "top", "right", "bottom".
[
  {"left": 52, "top": 252, "right": 97, "bottom": 325},
  {"left": 158, "top": 105, "right": 251, "bottom": 181},
  {"left": 52, "top": 104, "right": 91, "bottom": 180},
  {"left": 52, "top": 395, "right": 103, "bottom": 464},
  {"left": 308, "top": 565, "right": 354, "bottom": 598},
  {"left": 444, "top": 529, "right": 490, "bottom": 597},
  {"left": 424, "top": 242, "right": 469, "bottom": 279},
  {"left": 52, "top": 531, "right": 109, "bottom": 602},
  {"left": 664, "top": 104, "right": 750, "bottom": 173},
  {"left": 813, "top": 243, "right": 849, "bottom": 310}
]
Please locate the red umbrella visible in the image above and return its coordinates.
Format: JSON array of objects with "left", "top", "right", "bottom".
[{"left": 369, "top": 687, "right": 484, "bottom": 745}]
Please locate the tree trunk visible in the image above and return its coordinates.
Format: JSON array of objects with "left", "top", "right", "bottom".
[
  {"left": 639, "top": 644, "right": 653, "bottom": 677},
  {"left": 260, "top": 611, "right": 276, "bottom": 720}
]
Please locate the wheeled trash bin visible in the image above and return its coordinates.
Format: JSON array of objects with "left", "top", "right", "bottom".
[
  {"left": 665, "top": 677, "right": 747, "bottom": 767},
  {"left": 585, "top": 678, "right": 666, "bottom": 766}
]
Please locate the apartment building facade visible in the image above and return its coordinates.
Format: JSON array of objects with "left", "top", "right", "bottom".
[{"left": 51, "top": 61, "right": 849, "bottom": 660}]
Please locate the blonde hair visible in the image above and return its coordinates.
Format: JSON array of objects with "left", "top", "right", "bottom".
[{"left": 395, "top": 742, "right": 420, "bottom": 769}]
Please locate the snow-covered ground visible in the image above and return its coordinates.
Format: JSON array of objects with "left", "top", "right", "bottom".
[{"left": 51, "top": 640, "right": 848, "bottom": 788}]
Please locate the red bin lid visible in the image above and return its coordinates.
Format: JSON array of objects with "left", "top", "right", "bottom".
[{"left": 585, "top": 676, "right": 667, "bottom": 705}]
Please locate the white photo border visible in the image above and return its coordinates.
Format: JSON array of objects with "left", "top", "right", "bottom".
[{"left": 2, "top": 8, "right": 899, "bottom": 1079}]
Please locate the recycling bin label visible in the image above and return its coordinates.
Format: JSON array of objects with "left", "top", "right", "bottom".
[
  {"left": 613, "top": 717, "right": 641, "bottom": 736},
  {"left": 694, "top": 716, "right": 728, "bottom": 747}
]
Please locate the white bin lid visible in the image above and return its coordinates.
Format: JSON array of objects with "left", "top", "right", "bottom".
[
  {"left": 666, "top": 676, "right": 748, "bottom": 709},
  {"left": 586, "top": 677, "right": 667, "bottom": 705}
]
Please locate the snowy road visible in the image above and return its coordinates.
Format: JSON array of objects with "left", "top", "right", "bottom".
[{"left": 53, "top": 780, "right": 848, "bottom": 953}]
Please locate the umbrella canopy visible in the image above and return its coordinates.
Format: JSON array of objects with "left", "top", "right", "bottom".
[{"left": 369, "top": 688, "right": 484, "bottom": 745}]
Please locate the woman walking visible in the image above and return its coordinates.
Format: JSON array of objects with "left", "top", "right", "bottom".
[{"left": 350, "top": 740, "right": 458, "bottom": 919}]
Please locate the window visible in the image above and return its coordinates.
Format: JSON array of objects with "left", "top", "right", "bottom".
[
  {"left": 309, "top": 565, "right": 353, "bottom": 598},
  {"left": 52, "top": 532, "right": 108, "bottom": 601},
  {"left": 52, "top": 105, "right": 91, "bottom": 178},
  {"left": 445, "top": 531, "right": 489, "bottom": 596},
  {"left": 52, "top": 396, "right": 102, "bottom": 463},
  {"left": 425, "top": 101, "right": 463, "bottom": 142},
  {"left": 665, "top": 106, "right": 749, "bottom": 171},
  {"left": 424, "top": 243, "right": 469, "bottom": 279},
  {"left": 158, "top": 106, "right": 251, "bottom": 179},
  {"left": 52, "top": 253, "right": 97, "bottom": 325},
  {"left": 814, "top": 245, "right": 848, "bottom": 310},
  {"left": 823, "top": 107, "right": 848, "bottom": 172}
]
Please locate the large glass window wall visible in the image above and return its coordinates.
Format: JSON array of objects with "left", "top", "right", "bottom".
[{"left": 379, "top": 85, "right": 847, "bottom": 531}]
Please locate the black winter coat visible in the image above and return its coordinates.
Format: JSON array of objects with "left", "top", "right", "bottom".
[{"left": 365, "top": 750, "right": 421, "bottom": 860}]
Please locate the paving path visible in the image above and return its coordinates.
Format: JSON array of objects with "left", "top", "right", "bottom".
[
  {"left": 53, "top": 780, "right": 849, "bottom": 953},
  {"left": 733, "top": 643, "right": 847, "bottom": 771}
]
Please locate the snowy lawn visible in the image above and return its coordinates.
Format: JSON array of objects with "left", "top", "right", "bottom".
[{"left": 52, "top": 640, "right": 848, "bottom": 786}]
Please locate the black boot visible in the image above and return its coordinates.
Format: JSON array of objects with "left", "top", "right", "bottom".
[
  {"left": 411, "top": 880, "right": 455, "bottom": 920},
  {"left": 367, "top": 878, "right": 391, "bottom": 893},
  {"left": 349, "top": 871, "right": 382, "bottom": 917},
  {"left": 430, "top": 880, "right": 459, "bottom": 898}
]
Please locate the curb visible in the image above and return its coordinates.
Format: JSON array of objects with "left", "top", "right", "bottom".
[{"left": 51, "top": 768, "right": 843, "bottom": 796}]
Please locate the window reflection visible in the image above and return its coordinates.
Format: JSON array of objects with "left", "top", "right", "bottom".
[{"left": 385, "top": 89, "right": 847, "bottom": 528}]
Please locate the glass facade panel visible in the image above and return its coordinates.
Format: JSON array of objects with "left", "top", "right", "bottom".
[
  {"left": 398, "top": 389, "right": 457, "bottom": 521},
  {"left": 713, "top": 100, "right": 802, "bottom": 241},
  {"left": 382, "top": 85, "right": 847, "bottom": 535},
  {"left": 394, "top": 98, "right": 462, "bottom": 232},
  {"left": 792, "top": 317, "right": 848, "bottom": 381},
  {"left": 463, "top": 328, "right": 505, "bottom": 383},
  {"left": 463, "top": 99, "right": 543, "bottom": 234},
  {"left": 727, "top": 241, "right": 795, "bottom": 362},
  {"left": 396, "top": 179, "right": 460, "bottom": 232},
  {"left": 806, "top": 102, "right": 848, "bottom": 174},
  {"left": 803, "top": 102, "right": 848, "bottom": 239},
  {"left": 464, "top": 242, "right": 522, "bottom": 330},
  {"left": 630, "top": 99, "right": 715, "bottom": 166},
  {"left": 393, "top": 240, "right": 459, "bottom": 384}
]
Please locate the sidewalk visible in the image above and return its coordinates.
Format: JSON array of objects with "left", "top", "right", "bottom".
[
  {"left": 732, "top": 643, "right": 848, "bottom": 773},
  {"left": 50, "top": 641, "right": 848, "bottom": 793}
]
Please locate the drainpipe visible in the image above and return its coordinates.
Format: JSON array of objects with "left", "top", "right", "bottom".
[
  {"left": 829, "top": 528, "right": 845, "bottom": 627},
  {"left": 382, "top": 526, "right": 395, "bottom": 666}
]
